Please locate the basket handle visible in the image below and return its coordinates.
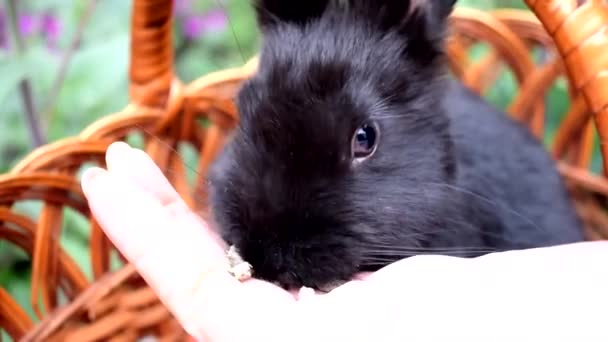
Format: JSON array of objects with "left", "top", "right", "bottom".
[
  {"left": 524, "top": 0, "right": 608, "bottom": 173},
  {"left": 128, "top": 0, "right": 174, "bottom": 109}
]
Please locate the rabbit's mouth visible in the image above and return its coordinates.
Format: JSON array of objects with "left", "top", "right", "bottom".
[
  {"left": 225, "top": 245, "right": 358, "bottom": 292},
  {"left": 283, "top": 272, "right": 373, "bottom": 295},
  {"left": 319, "top": 272, "right": 373, "bottom": 292},
  {"left": 312, "top": 279, "right": 349, "bottom": 293}
]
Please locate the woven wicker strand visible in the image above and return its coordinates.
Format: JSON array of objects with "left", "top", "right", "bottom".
[
  {"left": 525, "top": 0, "right": 608, "bottom": 172},
  {"left": 1, "top": 0, "right": 608, "bottom": 340}
]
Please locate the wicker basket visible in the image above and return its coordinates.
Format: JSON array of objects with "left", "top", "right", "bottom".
[{"left": 2, "top": 0, "right": 608, "bottom": 340}]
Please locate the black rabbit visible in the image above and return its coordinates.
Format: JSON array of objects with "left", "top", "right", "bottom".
[{"left": 207, "top": 0, "right": 585, "bottom": 290}]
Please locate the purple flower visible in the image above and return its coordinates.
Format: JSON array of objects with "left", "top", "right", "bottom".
[
  {"left": 199, "top": 9, "right": 228, "bottom": 33},
  {"left": 18, "top": 14, "right": 37, "bottom": 37},
  {"left": 183, "top": 16, "right": 202, "bottom": 39},
  {"left": 0, "top": 9, "right": 61, "bottom": 51},
  {"left": 41, "top": 13, "right": 60, "bottom": 48},
  {"left": 182, "top": 9, "right": 228, "bottom": 39},
  {"left": 0, "top": 9, "right": 7, "bottom": 49}
]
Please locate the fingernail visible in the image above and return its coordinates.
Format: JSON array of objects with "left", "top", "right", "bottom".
[
  {"left": 107, "top": 141, "right": 132, "bottom": 159},
  {"left": 81, "top": 167, "right": 107, "bottom": 194},
  {"left": 105, "top": 141, "right": 135, "bottom": 171}
]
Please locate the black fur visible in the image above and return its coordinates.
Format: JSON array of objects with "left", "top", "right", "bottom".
[{"left": 207, "top": 0, "right": 584, "bottom": 290}]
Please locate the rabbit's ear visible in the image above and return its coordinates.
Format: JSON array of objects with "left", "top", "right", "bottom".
[
  {"left": 252, "top": 0, "right": 330, "bottom": 30},
  {"left": 350, "top": 0, "right": 457, "bottom": 61}
]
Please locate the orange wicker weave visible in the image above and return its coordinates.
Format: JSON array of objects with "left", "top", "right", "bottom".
[{"left": 2, "top": 0, "right": 608, "bottom": 340}]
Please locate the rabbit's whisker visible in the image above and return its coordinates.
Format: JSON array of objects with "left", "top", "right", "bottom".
[
  {"left": 362, "top": 246, "right": 499, "bottom": 254},
  {"left": 428, "top": 182, "right": 542, "bottom": 231}
]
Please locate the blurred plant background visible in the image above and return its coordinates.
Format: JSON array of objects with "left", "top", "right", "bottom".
[{"left": 0, "top": 0, "right": 599, "bottom": 337}]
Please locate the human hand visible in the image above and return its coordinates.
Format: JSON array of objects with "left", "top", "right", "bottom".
[{"left": 81, "top": 141, "right": 608, "bottom": 342}]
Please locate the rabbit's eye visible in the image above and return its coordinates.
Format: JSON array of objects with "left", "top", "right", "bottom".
[{"left": 351, "top": 122, "right": 379, "bottom": 161}]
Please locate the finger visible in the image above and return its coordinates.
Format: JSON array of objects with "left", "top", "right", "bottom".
[
  {"left": 103, "top": 142, "right": 227, "bottom": 248},
  {"left": 104, "top": 140, "right": 233, "bottom": 267},
  {"left": 102, "top": 142, "right": 303, "bottom": 339},
  {"left": 105, "top": 141, "right": 182, "bottom": 206},
  {"left": 81, "top": 167, "right": 297, "bottom": 341}
]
